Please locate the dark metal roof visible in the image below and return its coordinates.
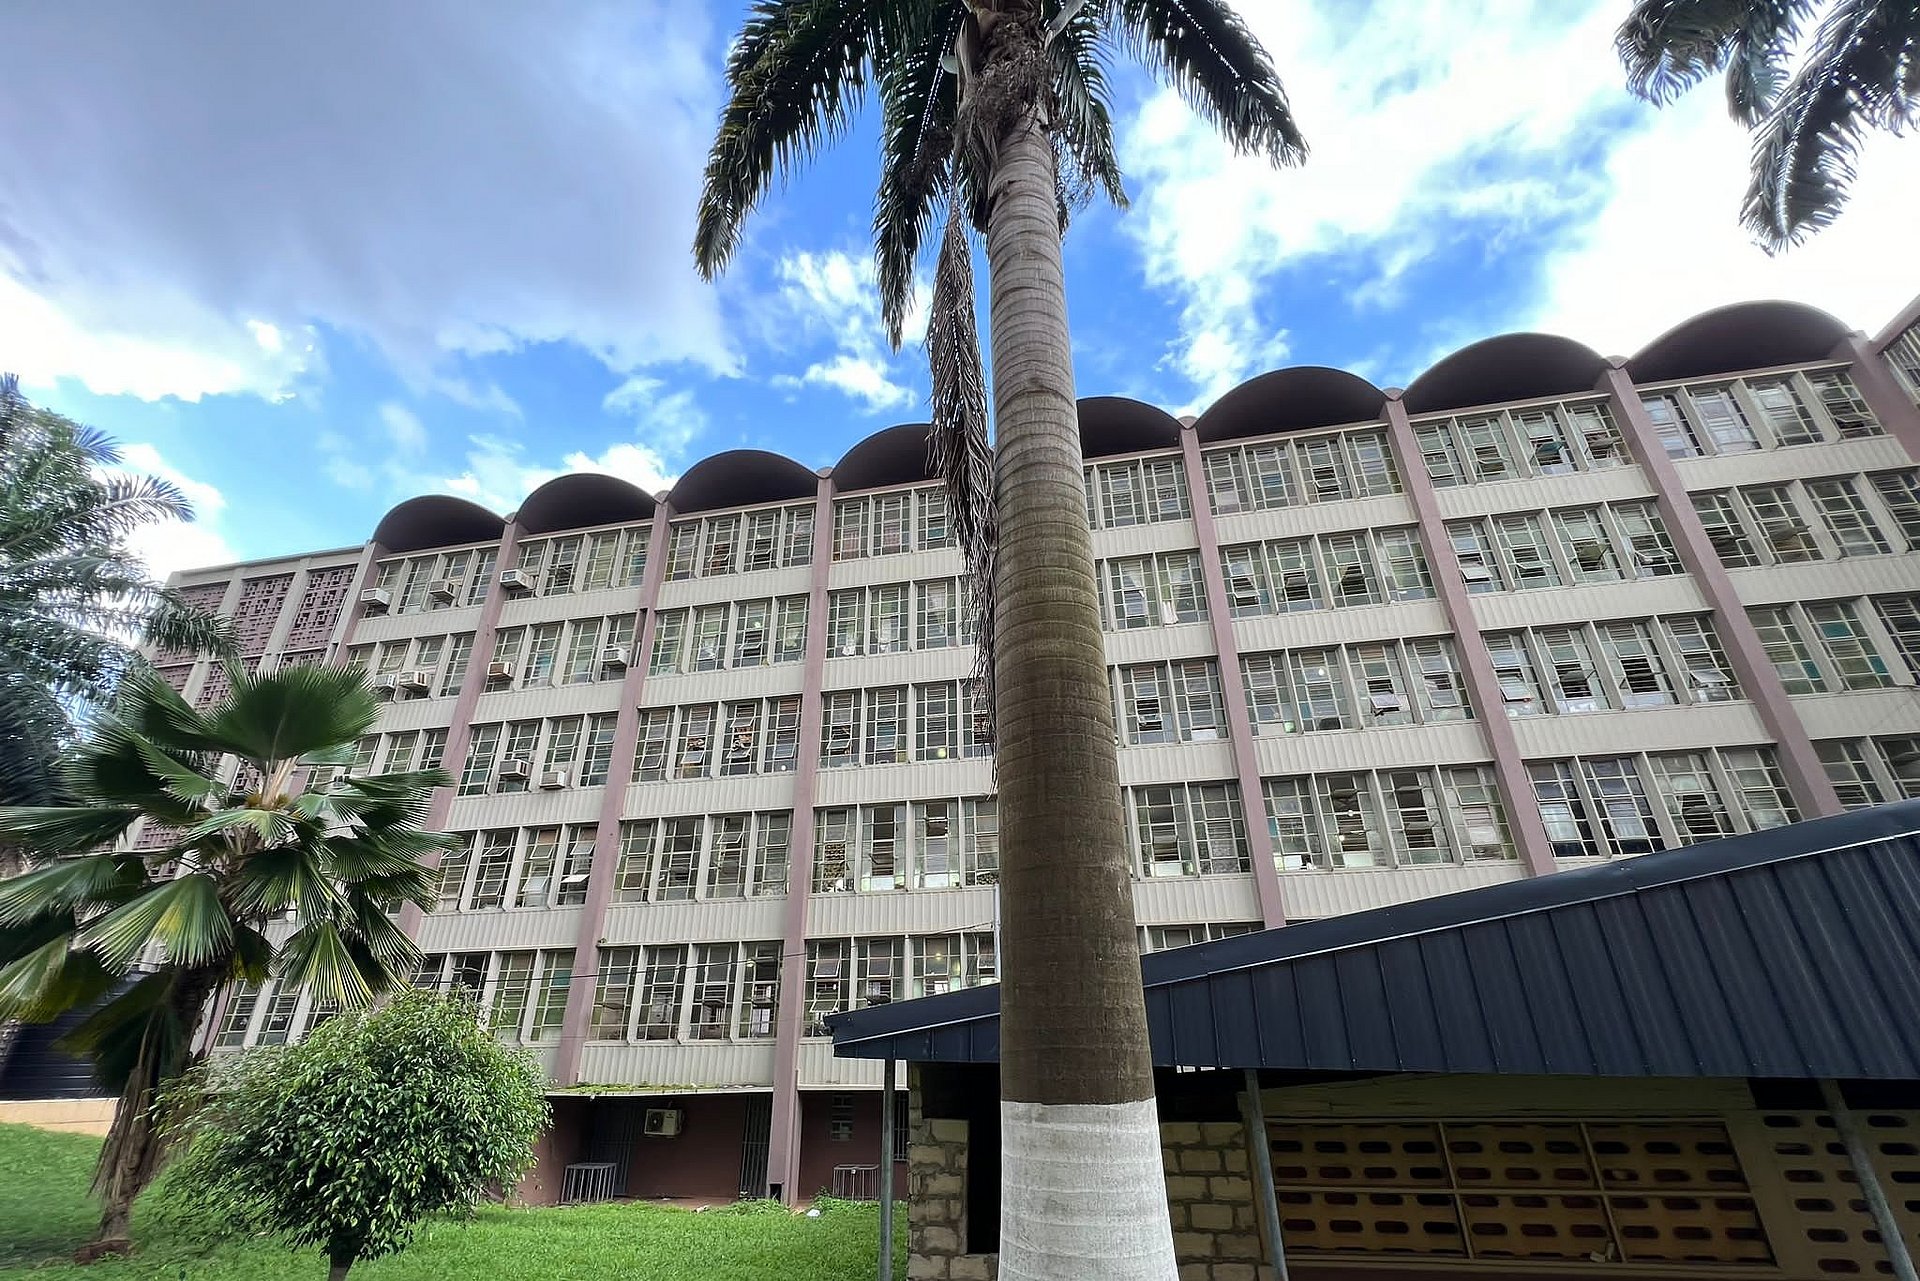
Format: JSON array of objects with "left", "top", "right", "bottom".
[{"left": 829, "top": 802, "right": 1920, "bottom": 1079}]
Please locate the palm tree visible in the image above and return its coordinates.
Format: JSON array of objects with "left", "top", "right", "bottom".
[
  {"left": 0, "top": 372, "right": 235, "bottom": 816},
  {"left": 696, "top": 5, "right": 1302, "bottom": 1275},
  {"left": 1617, "top": 0, "right": 1920, "bottom": 248},
  {"left": 0, "top": 663, "right": 455, "bottom": 1253}
]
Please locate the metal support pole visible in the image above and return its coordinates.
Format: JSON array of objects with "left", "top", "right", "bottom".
[
  {"left": 1243, "top": 1068, "right": 1290, "bottom": 1281},
  {"left": 879, "top": 1058, "right": 896, "bottom": 1281},
  {"left": 1823, "top": 1080, "right": 1918, "bottom": 1281}
]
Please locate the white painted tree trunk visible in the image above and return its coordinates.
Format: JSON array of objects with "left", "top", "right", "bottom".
[{"left": 998, "top": 1100, "right": 1178, "bottom": 1281}]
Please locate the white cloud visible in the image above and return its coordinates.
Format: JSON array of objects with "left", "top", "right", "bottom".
[
  {"left": 378, "top": 403, "right": 428, "bottom": 455},
  {"left": 439, "top": 427, "right": 684, "bottom": 515},
  {"left": 0, "top": 2, "right": 733, "bottom": 403},
  {"left": 1115, "top": 0, "right": 1916, "bottom": 403},
  {"left": 1120, "top": 0, "right": 1628, "bottom": 407},
  {"left": 1529, "top": 97, "right": 1920, "bottom": 357},
  {"left": 769, "top": 250, "right": 926, "bottom": 415},
  {"left": 602, "top": 375, "right": 708, "bottom": 457},
  {"left": 107, "top": 443, "right": 239, "bottom": 578}
]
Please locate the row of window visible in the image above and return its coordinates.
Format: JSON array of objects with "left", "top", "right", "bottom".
[
  {"left": 348, "top": 613, "right": 644, "bottom": 699},
  {"left": 511, "top": 528, "right": 650, "bottom": 598},
  {"left": 1483, "top": 615, "right": 1738, "bottom": 717},
  {"left": 369, "top": 545, "right": 500, "bottom": 613},
  {"left": 819, "top": 683, "right": 994, "bottom": 768},
  {"left": 650, "top": 597, "right": 810, "bottom": 673},
  {"left": 212, "top": 978, "right": 355, "bottom": 1049},
  {"left": 813, "top": 798, "right": 999, "bottom": 893},
  {"left": 1237, "top": 638, "right": 1470, "bottom": 736},
  {"left": 589, "top": 932, "right": 1000, "bottom": 1043},
  {"left": 415, "top": 950, "right": 577, "bottom": 1046},
  {"left": 1818, "top": 737, "right": 1920, "bottom": 808},
  {"left": 830, "top": 490, "right": 951, "bottom": 562},
  {"left": 433, "top": 824, "right": 600, "bottom": 911},
  {"left": 1260, "top": 767, "right": 1512, "bottom": 871},
  {"left": 1528, "top": 747, "right": 1796, "bottom": 858},
  {"left": 1692, "top": 470, "right": 1920, "bottom": 567},
  {"left": 1216, "top": 527, "right": 1433, "bottom": 618},
  {"left": 456, "top": 715, "right": 622, "bottom": 793},
  {"left": 1890, "top": 324, "right": 1920, "bottom": 403},
  {"left": 667, "top": 503, "right": 818, "bottom": 580},
  {"left": 1413, "top": 399, "right": 1626, "bottom": 488},
  {"left": 1084, "top": 455, "right": 1191, "bottom": 528},
  {"left": 1447, "top": 501, "right": 1679, "bottom": 592},
  {"left": 1202, "top": 428, "right": 1401, "bottom": 515},
  {"left": 1641, "top": 368, "right": 1880, "bottom": 459},
  {"left": 825, "top": 580, "right": 973, "bottom": 658},
  {"left": 1749, "top": 596, "right": 1915, "bottom": 694}
]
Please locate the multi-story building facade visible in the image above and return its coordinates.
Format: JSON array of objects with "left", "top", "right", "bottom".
[{"left": 172, "top": 295, "right": 1920, "bottom": 1204}]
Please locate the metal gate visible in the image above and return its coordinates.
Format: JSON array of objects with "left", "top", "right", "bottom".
[
  {"left": 738, "top": 1094, "right": 772, "bottom": 1197},
  {"left": 582, "top": 1099, "right": 643, "bottom": 1194}
]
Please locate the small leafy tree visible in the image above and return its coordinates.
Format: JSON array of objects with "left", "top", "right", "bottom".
[{"left": 164, "top": 991, "right": 549, "bottom": 1281}]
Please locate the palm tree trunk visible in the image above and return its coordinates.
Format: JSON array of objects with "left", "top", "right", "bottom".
[
  {"left": 329, "top": 1258, "right": 353, "bottom": 1281},
  {"left": 980, "top": 15, "right": 1176, "bottom": 1280},
  {"left": 85, "top": 967, "right": 221, "bottom": 1254}
]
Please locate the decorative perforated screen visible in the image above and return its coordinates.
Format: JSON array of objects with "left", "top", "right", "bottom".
[{"left": 1268, "top": 1118, "right": 1772, "bottom": 1266}]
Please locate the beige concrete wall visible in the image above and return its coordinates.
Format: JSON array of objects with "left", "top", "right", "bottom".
[{"left": 0, "top": 1098, "right": 115, "bottom": 1137}]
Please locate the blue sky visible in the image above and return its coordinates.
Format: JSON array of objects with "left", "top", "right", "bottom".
[{"left": 3, "top": 1, "right": 1916, "bottom": 577}]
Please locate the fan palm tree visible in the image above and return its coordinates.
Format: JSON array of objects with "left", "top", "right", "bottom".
[
  {"left": 696, "top": 4, "right": 1302, "bottom": 1275},
  {"left": 0, "top": 372, "right": 235, "bottom": 815},
  {"left": 1617, "top": 0, "right": 1920, "bottom": 248},
  {"left": 0, "top": 663, "right": 455, "bottom": 1253}
]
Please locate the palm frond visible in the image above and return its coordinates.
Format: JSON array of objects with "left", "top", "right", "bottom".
[
  {"left": 1741, "top": 0, "right": 1920, "bottom": 247},
  {"left": 275, "top": 921, "right": 377, "bottom": 1010},
  {"left": 1050, "top": 1, "right": 1128, "bottom": 210},
  {"left": 0, "top": 851, "right": 146, "bottom": 924},
  {"left": 926, "top": 198, "right": 997, "bottom": 726},
  {"left": 1616, "top": 0, "right": 1819, "bottom": 122},
  {"left": 0, "top": 676, "right": 70, "bottom": 807},
  {"left": 221, "top": 842, "right": 345, "bottom": 922},
  {"left": 0, "top": 930, "right": 116, "bottom": 1022},
  {"left": 76, "top": 872, "right": 233, "bottom": 971},
  {"left": 140, "top": 586, "right": 237, "bottom": 663},
  {"left": 874, "top": 1, "right": 966, "bottom": 347},
  {"left": 0, "top": 805, "right": 143, "bottom": 861},
  {"left": 1112, "top": 0, "right": 1306, "bottom": 165},
  {"left": 197, "top": 662, "right": 381, "bottom": 765},
  {"left": 695, "top": 0, "right": 920, "bottom": 276}
]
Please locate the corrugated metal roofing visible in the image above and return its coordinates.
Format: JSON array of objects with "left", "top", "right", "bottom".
[{"left": 828, "top": 801, "right": 1920, "bottom": 1079}]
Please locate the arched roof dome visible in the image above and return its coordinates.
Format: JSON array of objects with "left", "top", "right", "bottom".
[
  {"left": 371, "top": 496, "right": 505, "bottom": 553},
  {"left": 516, "top": 473, "right": 655, "bottom": 535},
  {"left": 1627, "top": 300, "right": 1850, "bottom": 383},
  {"left": 1404, "top": 334, "right": 1609, "bottom": 415},
  {"left": 668, "top": 449, "right": 818, "bottom": 514},
  {"left": 1080, "top": 396, "right": 1181, "bottom": 459},
  {"left": 1194, "top": 366, "right": 1387, "bottom": 443},
  {"left": 832, "top": 423, "right": 936, "bottom": 493}
]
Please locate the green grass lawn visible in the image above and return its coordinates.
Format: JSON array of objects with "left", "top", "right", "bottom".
[{"left": 0, "top": 1124, "right": 906, "bottom": 1280}]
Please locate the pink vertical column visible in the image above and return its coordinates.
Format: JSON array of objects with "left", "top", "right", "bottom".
[
  {"left": 766, "top": 472, "right": 835, "bottom": 1202},
  {"left": 1834, "top": 333, "right": 1920, "bottom": 462},
  {"left": 1176, "top": 424, "right": 1287, "bottom": 926},
  {"left": 553, "top": 500, "right": 674, "bottom": 1084},
  {"left": 326, "top": 541, "right": 387, "bottom": 660},
  {"left": 397, "top": 519, "right": 525, "bottom": 939},
  {"left": 1597, "top": 364, "right": 1841, "bottom": 816},
  {"left": 1383, "top": 396, "right": 1557, "bottom": 877}
]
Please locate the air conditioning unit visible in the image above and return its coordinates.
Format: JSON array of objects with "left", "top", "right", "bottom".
[
  {"left": 643, "top": 1108, "right": 683, "bottom": 1138},
  {"left": 429, "top": 579, "right": 460, "bottom": 603},
  {"left": 397, "top": 670, "right": 431, "bottom": 693},
  {"left": 373, "top": 673, "right": 400, "bottom": 695},
  {"left": 750, "top": 983, "right": 777, "bottom": 1005},
  {"left": 359, "top": 587, "right": 392, "bottom": 613},
  {"left": 601, "top": 646, "right": 630, "bottom": 669},
  {"left": 539, "top": 769, "right": 569, "bottom": 790},
  {"left": 496, "top": 757, "right": 531, "bottom": 781},
  {"left": 498, "top": 568, "right": 534, "bottom": 595},
  {"left": 486, "top": 659, "right": 515, "bottom": 681}
]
